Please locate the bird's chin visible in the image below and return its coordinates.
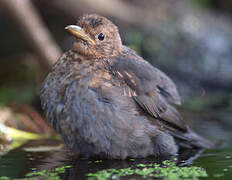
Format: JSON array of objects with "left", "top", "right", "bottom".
[{"left": 73, "top": 41, "right": 92, "bottom": 57}]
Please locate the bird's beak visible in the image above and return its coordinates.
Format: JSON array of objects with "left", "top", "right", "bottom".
[{"left": 65, "top": 25, "right": 95, "bottom": 44}]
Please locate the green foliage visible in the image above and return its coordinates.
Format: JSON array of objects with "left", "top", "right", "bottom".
[
  {"left": 192, "top": 0, "right": 214, "bottom": 8},
  {"left": 184, "top": 97, "right": 206, "bottom": 111},
  {"left": 184, "top": 94, "right": 232, "bottom": 112},
  {"left": 0, "top": 85, "right": 36, "bottom": 106},
  {"left": 0, "top": 62, "right": 38, "bottom": 106},
  {"left": 126, "top": 31, "right": 143, "bottom": 55}
]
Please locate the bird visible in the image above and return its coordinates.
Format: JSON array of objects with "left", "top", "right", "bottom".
[{"left": 40, "top": 14, "right": 213, "bottom": 159}]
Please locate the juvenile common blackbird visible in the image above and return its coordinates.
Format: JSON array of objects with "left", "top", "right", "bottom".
[{"left": 40, "top": 14, "right": 213, "bottom": 159}]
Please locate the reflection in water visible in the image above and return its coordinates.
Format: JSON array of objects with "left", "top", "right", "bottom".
[
  {"left": 34, "top": 147, "right": 203, "bottom": 180},
  {"left": 0, "top": 108, "right": 231, "bottom": 180}
]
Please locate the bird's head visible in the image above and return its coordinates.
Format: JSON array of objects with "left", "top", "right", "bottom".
[{"left": 65, "top": 14, "right": 122, "bottom": 59}]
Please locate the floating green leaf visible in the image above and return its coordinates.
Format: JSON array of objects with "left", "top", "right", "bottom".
[{"left": 86, "top": 160, "right": 208, "bottom": 180}]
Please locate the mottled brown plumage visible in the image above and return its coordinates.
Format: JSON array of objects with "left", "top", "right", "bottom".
[{"left": 40, "top": 14, "right": 213, "bottom": 159}]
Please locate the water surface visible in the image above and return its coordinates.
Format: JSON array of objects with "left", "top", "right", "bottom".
[{"left": 0, "top": 108, "right": 231, "bottom": 180}]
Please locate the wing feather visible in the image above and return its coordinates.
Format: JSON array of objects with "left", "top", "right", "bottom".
[{"left": 109, "top": 54, "right": 186, "bottom": 131}]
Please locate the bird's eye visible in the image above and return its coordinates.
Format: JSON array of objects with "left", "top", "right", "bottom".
[{"left": 98, "top": 33, "right": 105, "bottom": 41}]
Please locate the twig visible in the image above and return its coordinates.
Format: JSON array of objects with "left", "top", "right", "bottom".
[{"left": 0, "top": 0, "right": 62, "bottom": 68}]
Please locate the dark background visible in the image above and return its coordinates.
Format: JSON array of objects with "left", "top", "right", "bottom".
[{"left": 0, "top": 0, "right": 232, "bottom": 134}]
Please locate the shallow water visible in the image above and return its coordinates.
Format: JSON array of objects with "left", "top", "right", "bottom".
[{"left": 0, "top": 109, "right": 231, "bottom": 180}]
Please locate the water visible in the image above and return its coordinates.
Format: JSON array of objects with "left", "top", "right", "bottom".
[{"left": 0, "top": 108, "right": 231, "bottom": 180}]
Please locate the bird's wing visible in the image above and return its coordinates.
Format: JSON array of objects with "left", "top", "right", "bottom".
[{"left": 109, "top": 55, "right": 186, "bottom": 131}]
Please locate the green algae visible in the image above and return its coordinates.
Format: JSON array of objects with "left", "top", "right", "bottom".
[
  {"left": 88, "top": 160, "right": 103, "bottom": 164},
  {"left": 25, "top": 165, "right": 72, "bottom": 180},
  {"left": 213, "top": 173, "right": 225, "bottom": 178},
  {"left": 0, "top": 165, "right": 72, "bottom": 180},
  {"left": 0, "top": 160, "right": 211, "bottom": 180},
  {"left": 87, "top": 160, "right": 208, "bottom": 180},
  {"left": 0, "top": 177, "right": 10, "bottom": 180}
]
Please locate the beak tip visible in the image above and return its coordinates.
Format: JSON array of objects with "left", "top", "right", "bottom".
[
  {"left": 64, "top": 25, "right": 95, "bottom": 44},
  {"left": 65, "top": 25, "right": 82, "bottom": 31}
]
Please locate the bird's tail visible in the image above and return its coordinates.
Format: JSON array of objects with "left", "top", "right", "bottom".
[{"left": 172, "top": 127, "right": 215, "bottom": 149}]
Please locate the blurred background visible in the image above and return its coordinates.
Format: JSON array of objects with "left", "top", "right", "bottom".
[
  {"left": 0, "top": 0, "right": 232, "bottom": 134},
  {"left": 0, "top": 0, "right": 232, "bottom": 179}
]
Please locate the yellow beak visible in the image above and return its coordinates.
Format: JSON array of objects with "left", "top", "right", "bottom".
[{"left": 65, "top": 25, "right": 95, "bottom": 44}]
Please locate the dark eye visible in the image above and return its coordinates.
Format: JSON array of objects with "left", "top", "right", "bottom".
[{"left": 98, "top": 33, "right": 105, "bottom": 41}]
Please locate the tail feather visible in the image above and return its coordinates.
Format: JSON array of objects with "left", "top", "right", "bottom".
[
  {"left": 183, "top": 127, "right": 215, "bottom": 149},
  {"left": 169, "top": 126, "right": 215, "bottom": 149}
]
